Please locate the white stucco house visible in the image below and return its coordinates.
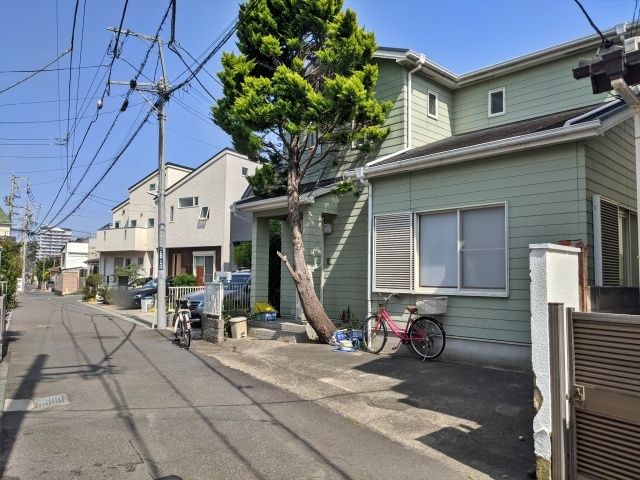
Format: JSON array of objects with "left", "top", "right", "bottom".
[
  {"left": 95, "top": 163, "right": 193, "bottom": 279},
  {"left": 60, "top": 241, "right": 89, "bottom": 269},
  {"left": 165, "top": 148, "right": 257, "bottom": 284}
]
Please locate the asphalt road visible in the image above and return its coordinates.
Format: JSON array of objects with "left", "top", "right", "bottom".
[{"left": 0, "top": 291, "right": 463, "bottom": 480}]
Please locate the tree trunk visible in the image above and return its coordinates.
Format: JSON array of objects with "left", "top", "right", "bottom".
[{"left": 284, "top": 167, "right": 335, "bottom": 343}]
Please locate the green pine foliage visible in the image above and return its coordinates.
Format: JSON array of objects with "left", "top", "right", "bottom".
[{"left": 213, "top": 0, "right": 392, "bottom": 173}]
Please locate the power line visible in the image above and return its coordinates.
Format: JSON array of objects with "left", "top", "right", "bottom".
[
  {"left": 38, "top": 1, "right": 173, "bottom": 230},
  {"left": 572, "top": 0, "right": 613, "bottom": 48},
  {"left": 0, "top": 102, "right": 142, "bottom": 124},
  {"left": 40, "top": 108, "right": 153, "bottom": 231},
  {"left": 0, "top": 49, "right": 70, "bottom": 95},
  {"left": 0, "top": 64, "right": 107, "bottom": 74},
  {"left": 0, "top": 97, "right": 100, "bottom": 107},
  {"left": 65, "top": 0, "right": 82, "bottom": 190}
]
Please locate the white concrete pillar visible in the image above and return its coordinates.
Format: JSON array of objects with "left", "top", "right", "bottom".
[{"left": 529, "top": 243, "right": 580, "bottom": 479}]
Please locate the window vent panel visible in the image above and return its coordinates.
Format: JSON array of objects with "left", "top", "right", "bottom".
[
  {"left": 373, "top": 213, "right": 413, "bottom": 292},
  {"left": 600, "top": 198, "right": 620, "bottom": 287}
]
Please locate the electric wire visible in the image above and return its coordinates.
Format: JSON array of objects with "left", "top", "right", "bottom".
[
  {"left": 37, "top": 1, "right": 173, "bottom": 230},
  {"left": 0, "top": 65, "right": 107, "bottom": 74},
  {"left": 0, "top": 49, "right": 70, "bottom": 95},
  {"left": 572, "top": 0, "right": 613, "bottom": 48},
  {"left": 65, "top": 0, "right": 82, "bottom": 190},
  {"left": 39, "top": 108, "right": 154, "bottom": 231}
]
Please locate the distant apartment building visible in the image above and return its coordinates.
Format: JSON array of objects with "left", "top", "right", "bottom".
[{"left": 36, "top": 226, "right": 72, "bottom": 259}]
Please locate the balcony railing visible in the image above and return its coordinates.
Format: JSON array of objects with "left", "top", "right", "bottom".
[{"left": 95, "top": 226, "right": 155, "bottom": 252}]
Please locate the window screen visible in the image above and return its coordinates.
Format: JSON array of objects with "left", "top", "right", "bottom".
[
  {"left": 489, "top": 88, "right": 505, "bottom": 116},
  {"left": 460, "top": 207, "right": 506, "bottom": 289},
  {"left": 419, "top": 212, "right": 457, "bottom": 287},
  {"left": 428, "top": 92, "right": 438, "bottom": 118}
]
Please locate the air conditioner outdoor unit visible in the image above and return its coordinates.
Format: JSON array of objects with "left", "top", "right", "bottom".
[{"left": 624, "top": 36, "right": 640, "bottom": 53}]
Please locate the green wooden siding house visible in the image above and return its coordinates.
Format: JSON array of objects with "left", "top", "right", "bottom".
[{"left": 235, "top": 25, "right": 638, "bottom": 371}]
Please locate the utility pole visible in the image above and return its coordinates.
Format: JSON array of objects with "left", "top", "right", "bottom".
[
  {"left": 109, "top": 27, "right": 170, "bottom": 329},
  {"left": 5, "top": 176, "right": 18, "bottom": 237},
  {"left": 20, "top": 207, "right": 32, "bottom": 292}
]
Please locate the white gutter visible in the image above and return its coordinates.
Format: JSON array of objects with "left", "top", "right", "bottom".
[
  {"left": 564, "top": 99, "right": 623, "bottom": 126},
  {"left": 362, "top": 120, "right": 602, "bottom": 179},
  {"left": 366, "top": 179, "right": 373, "bottom": 316},
  {"left": 376, "top": 23, "right": 628, "bottom": 89},
  {"left": 234, "top": 185, "right": 334, "bottom": 213}
]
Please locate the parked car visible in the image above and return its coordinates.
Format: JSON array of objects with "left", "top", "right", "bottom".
[
  {"left": 183, "top": 272, "right": 252, "bottom": 319},
  {"left": 116, "top": 277, "right": 174, "bottom": 309},
  {"left": 184, "top": 290, "right": 205, "bottom": 320}
]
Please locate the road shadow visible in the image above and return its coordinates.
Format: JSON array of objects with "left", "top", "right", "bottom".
[
  {"left": 0, "top": 353, "right": 47, "bottom": 478},
  {"left": 352, "top": 354, "right": 535, "bottom": 478}
]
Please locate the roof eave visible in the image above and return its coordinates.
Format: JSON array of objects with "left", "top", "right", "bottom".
[{"left": 362, "top": 121, "right": 603, "bottom": 179}]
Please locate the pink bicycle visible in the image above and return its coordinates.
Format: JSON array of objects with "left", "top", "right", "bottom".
[{"left": 363, "top": 293, "right": 446, "bottom": 360}]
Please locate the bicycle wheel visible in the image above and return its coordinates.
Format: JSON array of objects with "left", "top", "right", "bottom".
[
  {"left": 409, "top": 316, "right": 445, "bottom": 360},
  {"left": 362, "top": 315, "right": 387, "bottom": 354},
  {"left": 178, "top": 314, "right": 191, "bottom": 349}
]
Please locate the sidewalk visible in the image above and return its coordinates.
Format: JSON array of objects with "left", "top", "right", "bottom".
[
  {"left": 193, "top": 337, "right": 535, "bottom": 479},
  {"left": 81, "top": 301, "right": 155, "bottom": 328}
]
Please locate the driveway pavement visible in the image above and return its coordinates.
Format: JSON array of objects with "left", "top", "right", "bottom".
[
  {"left": 0, "top": 291, "right": 463, "bottom": 479},
  {"left": 194, "top": 336, "right": 536, "bottom": 479}
]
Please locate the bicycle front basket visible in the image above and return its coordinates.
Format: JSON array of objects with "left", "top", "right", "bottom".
[{"left": 416, "top": 297, "right": 448, "bottom": 315}]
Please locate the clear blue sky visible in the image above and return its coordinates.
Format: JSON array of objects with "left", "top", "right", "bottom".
[{"left": 0, "top": 0, "right": 636, "bottom": 236}]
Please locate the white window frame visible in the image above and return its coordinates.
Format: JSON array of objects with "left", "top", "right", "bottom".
[
  {"left": 149, "top": 183, "right": 156, "bottom": 191},
  {"left": 488, "top": 87, "right": 506, "bottom": 118},
  {"left": 178, "top": 196, "right": 199, "bottom": 208},
  {"left": 199, "top": 206, "right": 210, "bottom": 220},
  {"left": 114, "top": 221, "right": 120, "bottom": 229},
  {"left": 192, "top": 251, "right": 217, "bottom": 284},
  {"left": 148, "top": 218, "right": 155, "bottom": 228},
  {"left": 241, "top": 166, "right": 248, "bottom": 176},
  {"left": 129, "top": 219, "right": 137, "bottom": 228},
  {"left": 170, "top": 206, "right": 174, "bottom": 222},
  {"left": 427, "top": 90, "right": 438, "bottom": 119},
  {"left": 414, "top": 202, "right": 509, "bottom": 297}
]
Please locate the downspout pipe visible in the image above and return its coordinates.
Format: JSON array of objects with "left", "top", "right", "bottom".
[
  {"left": 406, "top": 53, "right": 427, "bottom": 150},
  {"left": 356, "top": 167, "right": 373, "bottom": 315},
  {"left": 610, "top": 77, "right": 640, "bottom": 286}
]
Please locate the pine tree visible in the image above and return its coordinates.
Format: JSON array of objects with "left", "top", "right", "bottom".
[{"left": 213, "top": 0, "right": 391, "bottom": 342}]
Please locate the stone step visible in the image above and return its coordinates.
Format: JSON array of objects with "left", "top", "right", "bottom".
[
  {"left": 248, "top": 319, "right": 307, "bottom": 334},
  {"left": 247, "top": 327, "right": 308, "bottom": 343}
]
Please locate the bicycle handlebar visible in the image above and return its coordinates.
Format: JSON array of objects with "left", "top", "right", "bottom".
[{"left": 375, "top": 292, "right": 400, "bottom": 306}]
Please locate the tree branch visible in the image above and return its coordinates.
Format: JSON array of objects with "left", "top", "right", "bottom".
[{"left": 276, "top": 251, "right": 298, "bottom": 281}]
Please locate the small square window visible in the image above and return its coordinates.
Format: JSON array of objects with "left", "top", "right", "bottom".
[
  {"left": 137, "top": 257, "right": 144, "bottom": 265},
  {"left": 199, "top": 206, "right": 210, "bottom": 220},
  {"left": 130, "top": 219, "right": 137, "bottom": 228},
  {"left": 149, "top": 183, "right": 156, "bottom": 191},
  {"left": 114, "top": 221, "right": 120, "bottom": 229},
  {"left": 148, "top": 218, "right": 155, "bottom": 228},
  {"left": 427, "top": 91, "right": 438, "bottom": 119},
  {"left": 125, "top": 258, "right": 131, "bottom": 266},
  {"left": 170, "top": 206, "right": 174, "bottom": 222},
  {"left": 488, "top": 87, "right": 505, "bottom": 117},
  {"left": 242, "top": 167, "right": 248, "bottom": 176}
]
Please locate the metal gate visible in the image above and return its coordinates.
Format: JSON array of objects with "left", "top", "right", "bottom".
[{"left": 566, "top": 309, "right": 640, "bottom": 479}]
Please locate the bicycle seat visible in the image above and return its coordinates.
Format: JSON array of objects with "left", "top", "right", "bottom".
[{"left": 405, "top": 305, "right": 418, "bottom": 314}]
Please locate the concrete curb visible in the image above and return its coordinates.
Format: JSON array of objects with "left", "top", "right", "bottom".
[{"left": 79, "top": 301, "right": 153, "bottom": 329}]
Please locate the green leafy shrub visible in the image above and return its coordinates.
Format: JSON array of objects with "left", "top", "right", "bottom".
[
  {"left": 172, "top": 273, "right": 196, "bottom": 286},
  {"left": 82, "top": 273, "right": 102, "bottom": 302},
  {"left": 97, "top": 285, "right": 111, "bottom": 304},
  {"left": 233, "top": 241, "right": 252, "bottom": 269},
  {"left": 114, "top": 263, "right": 141, "bottom": 281}
]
